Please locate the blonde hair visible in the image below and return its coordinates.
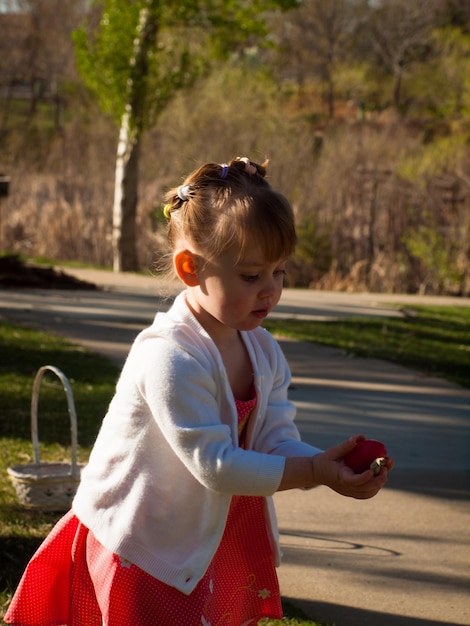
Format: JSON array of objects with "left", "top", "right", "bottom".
[{"left": 163, "top": 157, "right": 296, "bottom": 264}]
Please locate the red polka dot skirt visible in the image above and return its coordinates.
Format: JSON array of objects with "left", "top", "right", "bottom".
[{"left": 4, "top": 396, "right": 283, "bottom": 625}]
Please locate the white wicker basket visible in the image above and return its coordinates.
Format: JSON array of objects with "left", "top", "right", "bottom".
[{"left": 7, "top": 365, "right": 84, "bottom": 511}]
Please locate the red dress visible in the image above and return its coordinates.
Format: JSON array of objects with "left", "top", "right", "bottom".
[{"left": 4, "top": 396, "right": 282, "bottom": 625}]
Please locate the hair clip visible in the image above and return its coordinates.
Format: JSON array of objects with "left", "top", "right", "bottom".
[
  {"left": 239, "top": 157, "right": 257, "bottom": 176},
  {"left": 163, "top": 204, "right": 172, "bottom": 219},
  {"left": 219, "top": 164, "right": 229, "bottom": 179},
  {"left": 177, "top": 185, "right": 191, "bottom": 202}
]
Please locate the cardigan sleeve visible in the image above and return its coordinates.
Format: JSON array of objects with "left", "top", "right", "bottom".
[
  {"left": 247, "top": 328, "right": 323, "bottom": 458},
  {"left": 132, "top": 336, "right": 285, "bottom": 497}
]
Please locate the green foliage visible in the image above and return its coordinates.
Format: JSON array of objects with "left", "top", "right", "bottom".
[
  {"left": 73, "top": 0, "right": 202, "bottom": 127},
  {"left": 403, "top": 225, "right": 463, "bottom": 293},
  {"left": 333, "top": 61, "right": 377, "bottom": 104},
  {"left": 73, "top": 1, "right": 140, "bottom": 122},
  {"left": 431, "top": 26, "right": 470, "bottom": 116},
  {"left": 396, "top": 134, "right": 466, "bottom": 184},
  {"left": 406, "top": 26, "right": 470, "bottom": 119},
  {"left": 72, "top": 0, "right": 298, "bottom": 128}
]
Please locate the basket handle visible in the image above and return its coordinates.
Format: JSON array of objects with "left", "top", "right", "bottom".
[{"left": 31, "top": 365, "right": 79, "bottom": 479}]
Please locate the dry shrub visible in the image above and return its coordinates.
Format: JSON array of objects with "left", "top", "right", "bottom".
[{"left": 294, "top": 123, "right": 470, "bottom": 294}]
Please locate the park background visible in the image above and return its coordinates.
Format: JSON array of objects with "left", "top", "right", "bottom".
[
  {"left": 1, "top": 3, "right": 470, "bottom": 624},
  {"left": 0, "top": 0, "right": 470, "bottom": 295}
]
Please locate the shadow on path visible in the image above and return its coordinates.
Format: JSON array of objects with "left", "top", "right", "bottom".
[{"left": 283, "top": 597, "right": 466, "bottom": 626}]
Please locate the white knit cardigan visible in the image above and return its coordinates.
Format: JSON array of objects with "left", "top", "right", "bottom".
[{"left": 73, "top": 291, "right": 321, "bottom": 594}]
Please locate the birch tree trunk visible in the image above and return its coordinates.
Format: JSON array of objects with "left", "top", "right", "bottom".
[
  {"left": 112, "top": 3, "right": 157, "bottom": 272},
  {"left": 112, "top": 107, "right": 139, "bottom": 272}
]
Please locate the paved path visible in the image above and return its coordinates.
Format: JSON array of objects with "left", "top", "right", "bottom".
[{"left": 1, "top": 268, "right": 469, "bottom": 626}]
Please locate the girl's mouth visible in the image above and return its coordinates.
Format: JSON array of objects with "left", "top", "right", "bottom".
[{"left": 252, "top": 309, "right": 269, "bottom": 319}]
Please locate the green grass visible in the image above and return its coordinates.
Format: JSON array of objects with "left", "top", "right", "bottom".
[
  {"left": 260, "top": 604, "right": 330, "bottom": 625},
  {"left": 265, "top": 305, "right": 470, "bottom": 389},
  {"left": 0, "top": 321, "right": 119, "bottom": 622}
]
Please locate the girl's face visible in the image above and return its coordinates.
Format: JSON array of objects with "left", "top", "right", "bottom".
[{"left": 185, "top": 244, "right": 287, "bottom": 341}]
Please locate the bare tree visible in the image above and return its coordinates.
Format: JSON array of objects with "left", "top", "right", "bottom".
[
  {"left": 0, "top": 0, "right": 84, "bottom": 131},
  {"left": 365, "top": 0, "right": 436, "bottom": 110},
  {"left": 0, "top": 10, "right": 29, "bottom": 133},
  {"left": 26, "top": 0, "right": 84, "bottom": 125},
  {"left": 271, "top": 0, "right": 362, "bottom": 117}
]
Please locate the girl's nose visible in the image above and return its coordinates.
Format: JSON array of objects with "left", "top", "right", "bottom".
[{"left": 259, "top": 275, "right": 278, "bottom": 298}]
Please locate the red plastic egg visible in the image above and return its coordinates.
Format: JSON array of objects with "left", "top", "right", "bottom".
[{"left": 344, "top": 439, "right": 387, "bottom": 474}]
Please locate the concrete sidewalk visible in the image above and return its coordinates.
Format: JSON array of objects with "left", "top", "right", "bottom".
[
  {"left": 0, "top": 269, "right": 469, "bottom": 626},
  {"left": 275, "top": 340, "right": 470, "bottom": 626}
]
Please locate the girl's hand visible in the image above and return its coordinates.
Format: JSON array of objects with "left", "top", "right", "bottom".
[{"left": 312, "top": 435, "right": 394, "bottom": 500}]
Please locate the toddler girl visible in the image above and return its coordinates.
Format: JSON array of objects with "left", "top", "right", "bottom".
[{"left": 5, "top": 156, "right": 392, "bottom": 626}]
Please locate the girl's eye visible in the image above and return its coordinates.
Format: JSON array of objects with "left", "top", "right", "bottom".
[{"left": 241, "top": 268, "right": 286, "bottom": 282}]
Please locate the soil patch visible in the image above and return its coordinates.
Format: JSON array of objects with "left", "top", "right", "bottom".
[{"left": 0, "top": 255, "right": 99, "bottom": 290}]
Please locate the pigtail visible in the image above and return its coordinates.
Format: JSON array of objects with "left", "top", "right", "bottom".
[
  {"left": 229, "top": 157, "right": 269, "bottom": 178},
  {"left": 163, "top": 183, "right": 194, "bottom": 219}
]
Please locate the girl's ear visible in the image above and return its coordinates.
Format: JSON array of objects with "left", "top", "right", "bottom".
[{"left": 174, "top": 250, "right": 199, "bottom": 286}]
